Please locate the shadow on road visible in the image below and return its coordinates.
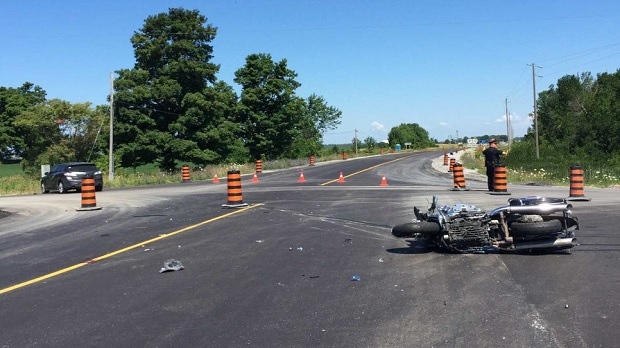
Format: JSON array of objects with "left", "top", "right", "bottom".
[{"left": 386, "top": 239, "right": 433, "bottom": 254}]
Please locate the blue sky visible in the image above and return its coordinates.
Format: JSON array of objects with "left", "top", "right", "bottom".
[{"left": 2, "top": 1, "right": 619, "bottom": 144}]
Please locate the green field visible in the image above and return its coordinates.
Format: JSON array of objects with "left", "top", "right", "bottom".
[{"left": 0, "top": 163, "right": 23, "bottom": 178}]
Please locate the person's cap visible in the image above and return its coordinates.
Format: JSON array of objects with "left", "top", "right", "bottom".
[{"left": 489, "top": 139, "right": 497, "bottom": 144}]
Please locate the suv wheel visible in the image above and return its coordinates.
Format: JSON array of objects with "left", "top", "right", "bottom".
[
  {"left": 41, "top": 182, "right": 49, "bottom": 194},
  {"left": 58, "top": 181, "right": 66, "bottom": 194}
]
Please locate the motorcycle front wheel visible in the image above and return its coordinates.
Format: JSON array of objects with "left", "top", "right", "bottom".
[{"left": 392, "top": 221, "right": 441, "bottom": 238}]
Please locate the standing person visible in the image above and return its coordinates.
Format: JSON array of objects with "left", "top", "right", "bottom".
[{"left": 482, "top": 139, "right": 505, "bottom": 191}]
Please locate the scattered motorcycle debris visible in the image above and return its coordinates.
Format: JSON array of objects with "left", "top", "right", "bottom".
[{"left": 159, "top": 259, "right": 184, "bottom": 273}]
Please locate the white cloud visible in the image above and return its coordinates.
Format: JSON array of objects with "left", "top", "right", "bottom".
[
  {"left": 371, "top": 121, "right": 385, "bottom": 132},
  {"left": 439, "top": 121, "right": 449, "bottom": 127}
]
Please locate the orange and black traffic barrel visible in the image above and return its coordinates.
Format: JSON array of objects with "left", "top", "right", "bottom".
[
  {"left": 443, "top": 152, "right": 449, "bottom": 166},
  {"left": 309, "top": 155, "right": 315, "bottom": 166},
  {"left": 451, "top": 163, "right": 467, "bottom": 190},
  {"left": 181, "top": 165, "right": 191, "bottom": 182},
  {"left": 567, "top": 165, "right": 591, "bottom": 201},
  {"left": 255, "top": 160, "right": 263, "bottom": 173},
  {"left": 491, "top": 164, "right": 510, "bottom": 195},
  {"left": 222, "top": 170, "right": 248, "bottom": 208},
  {"left": 448, "top": 158, "right": 455, "bottom": 173},
  {"left": 342, "top": 151, "right": 348, "bottom": 160},
  {"left": 76, "top": 175, "right": 102, "bottom": 211}
]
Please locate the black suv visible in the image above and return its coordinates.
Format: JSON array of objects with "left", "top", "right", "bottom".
[{"left": 41, "top": 162, "right": 103, "bottom": 194}]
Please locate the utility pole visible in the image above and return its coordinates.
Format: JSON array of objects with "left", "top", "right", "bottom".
[
  {"left": 108, "top": 73, "right": 115, "bottom": 181},
  {"left": 504, "top": 98, "right": 511, "bottom": 146},
  {"left": 529, "top": 63, "right": 542, "bottom": 159},
  {"left": 354, "top": 129, "right": 358, "bottom": 155}
]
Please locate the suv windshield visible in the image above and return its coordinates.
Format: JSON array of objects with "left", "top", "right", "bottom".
[{"left": 67, "top": 164, "right": 98, "bottom": 172}]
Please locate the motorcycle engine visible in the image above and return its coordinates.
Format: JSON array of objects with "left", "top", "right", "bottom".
[{"left": 434, "top": 203, "right": 491, "bottom": 252}]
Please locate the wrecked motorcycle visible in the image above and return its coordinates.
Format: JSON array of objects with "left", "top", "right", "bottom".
[{"left": 392, "top": 196, "right": 579, "bottom": 253}]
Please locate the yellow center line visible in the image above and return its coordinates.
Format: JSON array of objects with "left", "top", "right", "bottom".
[
  {"left": 320, "top": 156, "right": 407, "bottom": 186},
  {"left": 0, "top": 203, "right": 264, "bottom": 296}
]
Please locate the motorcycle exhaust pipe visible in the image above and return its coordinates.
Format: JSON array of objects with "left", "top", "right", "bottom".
[
  {"left": 513, "top": 237, "right": 576, "bottom": 250},
  {"left": 504, "top": 203, "right": 572, "bottom": 215}
]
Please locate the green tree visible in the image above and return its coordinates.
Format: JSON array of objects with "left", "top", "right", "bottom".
[
  {"left": 113, "top": 8, "right": 226, "bottom": 170},
  {"left": 364, "top": 136, "right": 377, "bottom": 149},
  {"left": 534, "top": 70, "right": 620, "bottom": 160},
  {"left": 0, "top": 82, "right": 47, "bottom": 160},
  {"left": 536, "top": 73, "right": 593, "bottom": 153},
  {"left": 234, "top": 53, "right": 305, "bottom": 160},
  {"left": 13, "top": 99, "right": 106, "bottom": 171},
  {"left": 388, "top": 123, "right": 434, "bottom": 149},
  {"left": 288, "top": 94, "right": 342, "bottom": 158}
]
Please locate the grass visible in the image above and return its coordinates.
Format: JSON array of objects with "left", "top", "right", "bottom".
[
  {"left": 0, "top": 163, "right": 25, "bottom": 178},
  {"left": 459, "top": 147, "right": 620, "bottom": 188}
]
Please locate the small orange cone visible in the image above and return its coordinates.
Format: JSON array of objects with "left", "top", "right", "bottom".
[
  {"left": 380, "top": 176, "right": 388, "bottom": 186},
  {"left": 298, "top": 172, "right": 306, "bottom": 183},
  {"left": 252, "top": 173, "right": 259, "bottom": 183},
  {"left": 338, "top": 172, "right": 345, "bottom": 183},
  {"left": 213, "top": 174, "right": 220, "bottom": 184}
]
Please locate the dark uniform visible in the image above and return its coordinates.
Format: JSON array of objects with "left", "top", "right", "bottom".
[{"left": 482, "top": 140, "right": 504, "bottom": 191}]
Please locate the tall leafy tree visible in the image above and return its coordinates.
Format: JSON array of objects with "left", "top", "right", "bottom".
[
  {"left": 113, "top": 8, "right": 225, "bottom": 170},
  {"left": 289, "top": 94, "right": 342, "bottom": 158},
  {"left": 14, "top": 99, "right": 106, "bottom": 169},
  {"left": 536, "top": 73, "right": 593, "bottom": 152},
  {"left": 586, "top": 71, "right": 620, "bottom": 155},
  {"left": 234, "top": 53, "right": 305, "bottom": 160},
  {"left": 0, "top": 82, "right": 47, "bottom": 160},
  {"left": 388, "top": 123, "right": 434, "bottom": 149},
  {"left": 535, "top": 70, "right": 620, "bottom": 159},
  {"left": 364, "top": 136, "right": 377, "bottom": 149}
]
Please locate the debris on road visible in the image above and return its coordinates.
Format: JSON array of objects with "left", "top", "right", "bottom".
[{"left": 159, "top": 259, "right": 184, "bottom": 273}]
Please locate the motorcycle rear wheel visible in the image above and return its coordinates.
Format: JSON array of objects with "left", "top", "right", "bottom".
[
  {"left": 392, "top": 221, "right": 441, "bottom": 238},
  {"left": 510, "top": 219, "right": 563, "bottom": 237}
]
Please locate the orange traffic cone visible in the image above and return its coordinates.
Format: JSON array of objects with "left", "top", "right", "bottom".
[
  {"left": 338, "top": 172, "right": 345, "bottom": 183},
  {"left": 298, "top": 172, "right": 306, "bottom": 183},
  {"left": 380, "top": 176, "right": 388, "bottom": 186},
  {"left": 213, "top": 174, "right": 220, "bottom": 184},
  {"left": 252, "top": 173, "right": 259, "bottom": 183}
]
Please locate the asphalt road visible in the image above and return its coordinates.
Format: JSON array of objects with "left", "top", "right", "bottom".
[{"left": 1, "top": 150, "right": 619, "bottom": 348}]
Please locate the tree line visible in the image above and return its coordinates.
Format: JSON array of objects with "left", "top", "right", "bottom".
[
  {"left": 0, "top": 8, "right": 345, "bottom": 173},
  {"left": 516, "top": 69, "right": 620, "bottom": 166}
]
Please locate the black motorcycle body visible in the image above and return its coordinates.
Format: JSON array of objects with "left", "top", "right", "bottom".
[{"left": 392, "top": 196, "right": 579, "bottom": 253}]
